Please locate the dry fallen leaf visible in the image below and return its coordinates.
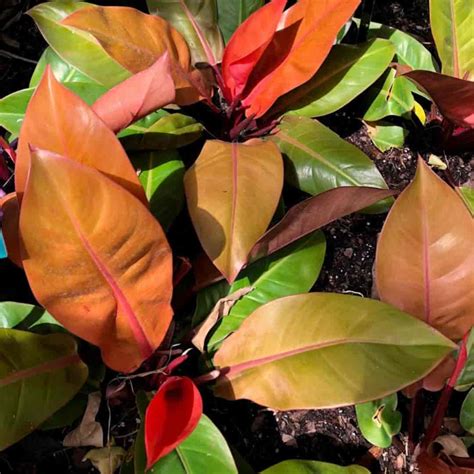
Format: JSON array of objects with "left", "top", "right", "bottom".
[
  {"left": 83, "top": 446, "right": 126, "bottom": 474},
  {"left": 191, "top": 287, "right": 253, "bottom": 352},
  {"left": 431, "top": 435, "right": 470, "bottom": 458},
  {"left": 63, "top": 392, "right": 103, "bottom": 448}
]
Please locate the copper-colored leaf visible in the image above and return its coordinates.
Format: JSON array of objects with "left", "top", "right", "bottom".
[
  {"left": 145, "top": 376, "right": 202, "bottom": 468},
  {"left": 221, "top": 0, "right": 286, "bottom": 100},
  {"left": 92, "top": 54, "right": 175, "bottom": 133},
  {"left": 20, "top": 149, "right": 173, "bottom": 372},
  {"left": 184, "top": 139, "right": 283, "bottom": 283},
  {"left": 0, "top": 192, "right": 21, "bottom": 267},
  {"left": 375, "top": 159, "right": 474, "bottom": 341},
  {"left": 213, "top": 293, "right": 455, "bottom": 410},
  {"left": 242, "top": 0, "right": 361, "bottom": 117},
  {"left": 15, "top": 67, "right": 145, "bottom": 205},
  {"left": 405, "top": 71, "right": 474, "bottom": 128},
  {"left": 249, "top": 187, "right": 395, "bottom": 261},
  {"left": 62, "top": 6, "right": 200, "bottom": 105}
]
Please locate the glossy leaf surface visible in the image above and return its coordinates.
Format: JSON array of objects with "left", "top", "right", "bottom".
[
  {"left": 28, "top": 2, "right": 130, "bottom": 88},
  {"left": 405, "top": 71, "right": 474, "bottom": 128},
  {"left": 120, "top": 113, "right": 203, "bottom": 151},
  {"left": 0, "top": 329, "right": 88, "bottom": 450},
  {"left": 147, "top": 0, "right": 224, "bottom": 65},
  {"left": 184, "top": 139, "right": 283, "bottom": 282},
  {"left": 430, "top": 0, "right": 473, "bottom": 78},
  {"left": 136, "top": 402, "right": 238, "bottom": 474},
  {"left": 366, "top": 121, "right": 407, "bottom": 152},
  {"left": 30, "top": 46, "right": 94, "bottom": 87},
  {"left": 217, "top": 0, "right": 264, "bottom": 43},
  {"left": 241, "top": 0, "right": 361, "bottom": 117},
  {"left": 62, "top": 6, "right": 199, "bottom": 105},
  {"left": 92, "top": 54, "right": 175, "bottom": 133},
  {"left": 273, "top": 116, "right": 390, "bottom": 212},
  {"left": 0, "top": 302, "right": 61, "bottom": 331},
  {"left": 20, "top": 150, "right": 173, "bottom": 372},
  {"left": 376, "top": 159, "right": 474, "bottom": 341},
  {"left": 355, "top": 393, "right": 402, "bottom": 448},
  {"left": 145, "top": 377, "right": 202, "bottom": 468},
  {"left": 276, "top": 39, "right": 395, "bottom": 118},
  {"left": 207, "top": 231, "right": 326, "bottom": 353},
  {"left": 262, "top": 460, "right": 370, "bottom": 474},
  {"left": 362, "top": 69, "right": 415, "bottom": 121},
  {"left": 133, "top": 150, "right": 185, "bottom": 230},
  {"left": 0, "top": 82, "right": 107, "bottom": 137},
  {"left": 16, "top": 68, "right": 145, "bottom": 204},
  {"left": 366, "top": 21, "right": 438, "bottom": 72},
  {"left": 221, "top": 0, "right": 286, "bottom": 100},
  {"left": 250, "top": 187, "right": 395, "bottom": 261},
  {"left": 214, "top": 293, "right": 455, "bottom": 410}
]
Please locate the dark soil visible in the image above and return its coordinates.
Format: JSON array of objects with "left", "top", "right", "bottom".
[{"left": 1, "top": 1, "right": 473, "bottom": 473}]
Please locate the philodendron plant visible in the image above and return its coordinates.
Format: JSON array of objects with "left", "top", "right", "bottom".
[{"left": 0, "top": 1, "right": 472, "bottom": 472}]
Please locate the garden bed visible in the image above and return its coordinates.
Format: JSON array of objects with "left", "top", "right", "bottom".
[{"left": 0, "top": 1, "right": 472, "bottom": 473}]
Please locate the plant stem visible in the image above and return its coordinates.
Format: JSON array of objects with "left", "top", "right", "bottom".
[
  {"left": 421, "top": 331, "right": 470, "bottom": 449},
  {"left": 357, "top": 0, "right": 376, "bottom": 42},
  {"left": 408, "top": 389, "right": 424, "bottom": 453}
]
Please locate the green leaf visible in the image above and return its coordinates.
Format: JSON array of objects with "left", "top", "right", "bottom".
[
  {"left": 0, "top": 82, "right": 107, "bottom": 136},
  {"left": 365, "top": 121, "right": 408, "bottom": 151},
  {"left": 365, "top": 21, "right": 438, "bottom": 71},
  {"left": 261, "top": 460, "right": 370, "bottom": 474},
  {"left": 39, "top": 392, "right": 88, "bottom": 431},
  {"left": 120, "top": 113, "right": 204, "bottom": 151},
  {"left": 30, "top": 46, "right": 94, "bottom": 87},
  {"left": 273, "top": 116, "right": 391, "bottom": 213},
  {"left": 28, "top": 1, "right": 130, "bottom": 88},
  {"left": 461, "top": 389, "right": 474, "bottom": 434},
  {"left": 193, "top": 279, "right": 230, "bottom": 327},
  {"left": 216, "top": 0, "right": 264, "bottom": 43},
  {"left": 277, "top": 39, "right": 395, "bottom": 118},
  {"left": 0, "top": 302, "right": 61, "bottom": 331},
  {"left": 213, "top": 293, "right": 456, "bottom": 410},
  {"left": 458, "top": 186, "right": 474, "bottom": 216},
  {"left": 362, "top": 69, "right": 415, "bottom": 121},
  {"left": 134, "top": 395, "right": 238, "bottom": 474},
  {"left": 146, "top": 0, "right": 224, "bottom": 65},
  {"left": 132, "top": 150, "right": 185, "bottom": 230},
  {"left": 457, "top": 331, "right": 474, "bottom": 391},
  {"left": 355, "top": 393, "right": 402, "bottom": 448},
  {"left": 0, "top": 329, "right": 88, "bottom": 449},
  {"left": 206, "top": 231, "right": 326, "bottom": 353},
  {"left": 430, "top": 0, "right": 473, "bottom": 78}
]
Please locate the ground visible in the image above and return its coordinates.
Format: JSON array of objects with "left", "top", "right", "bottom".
[{"left": 0, "top": 1, "right": 472, "bottom": 473}]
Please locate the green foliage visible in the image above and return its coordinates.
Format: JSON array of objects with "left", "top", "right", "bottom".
[{"left": 355, "top": 393, "right": 402, "bottom": 448}]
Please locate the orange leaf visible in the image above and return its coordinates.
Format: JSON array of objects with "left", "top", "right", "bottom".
[
  {"left": 375, "top": 159, "right": 474, "bottom": 341},
  {"left": 184, "top": 139, "right": 283, "bottom": 283},
  {"left": 242, "top": 0, "right": 360, "bottom": 117},
  {"left": 221, "top": 0, "right": 286, "bottom": 100},
  {"left": 0, "top": 192, "right": 21, "bottom": 267},
  {"left": 15, "top": 67, "right": 145, "bottom": 205},
  {"left": 92, "top": 54, "right": 175, "bottom": 133},
  {"left": 20, "top": 148, "right": 173, "bottom": 372},
  {"left": 62, "top": 6, "right": 201, "bottom": 105}
]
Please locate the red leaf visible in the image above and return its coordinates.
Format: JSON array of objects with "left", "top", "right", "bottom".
[
  {"left": 405, "top": 71, "right": 474, "bottom": 128},
  {"left": 145, "top": 376, "right": 202, "bottom": 468},
  {"left": 249, "top": 186, "right": 395, "bottom": 261},
  {"left": 221, "top": 0, "right": 286, "bottom": 101},
  {"left": 92, "top": 54, "right": 175, "bottom": 133}
]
